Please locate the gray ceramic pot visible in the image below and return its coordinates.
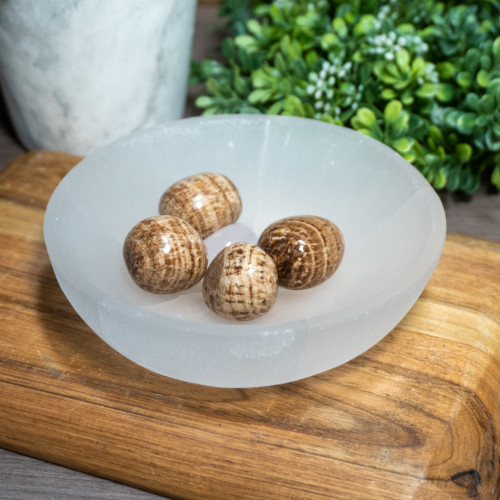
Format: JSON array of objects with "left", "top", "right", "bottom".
[{"left": 0, "top": 0, "right": 196, "bottom": 155}]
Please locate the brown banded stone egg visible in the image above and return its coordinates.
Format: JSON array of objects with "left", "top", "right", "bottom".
[
  {"left": 202, "top": 242, "right": 278, "bottom": 321},
  {"left": 123, "top": 215, "right": 207, "bottom": 294},
  {"left": 258, "top": 215, "right": 344, "bottom": 290},
  {"left": 159, "top": 172, "right": 242, "bottom": 239}
]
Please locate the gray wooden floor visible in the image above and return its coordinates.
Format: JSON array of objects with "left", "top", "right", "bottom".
[{"left": 0, "top": 448, "right": 164, "bottom": 500}]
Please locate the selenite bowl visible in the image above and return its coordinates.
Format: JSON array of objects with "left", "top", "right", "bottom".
[{"left": 44, "top": 115, "right": 446, "bottom": 388}]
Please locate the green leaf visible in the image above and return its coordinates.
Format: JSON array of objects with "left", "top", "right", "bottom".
[
  {"left": 360, "top": 63, "right": 371, "bottom": 83},
  {"left": 394, "top": 111, "right": 410, "bottom": 131},
  {"left": 477, "top": 69, "right": 490, "bottom": 88},
  {"left": 395, "top": 49, "right": 411, "bottom": 72},
  {"left": 480, "top": 54, "right": 492, "bottom": 71},
  {"left": 476, "top": 116, "right": 489, "bottom": 128},
  {"left": 465, "top": 48, "right": 481, "bottom": 73},
  {"left": 321, "top": 32, "right": 340, "bottom": 50},
  {"left": 456, "top": 113, "right": 477, "bottom": 134},
  {"left": 296, "top": 14, "right": 315, "bottom": 30},
  {"left": 403, "top": 151, "right": 416, "bottom": 162},
  {"left": 445, "top": 109, "right": 461, "bottom": 127},
  {"left": 465, "top": 172, "right": 481, "bottom": 194},
  {"left": 283, "top": 95, "right": 305, "bottom": 117},
  {"left": 269, "top": 4, "right": 284, "bottom": 23},
  {"left": 381, "top": 88, "right": 397, "bottom": 100},
  {"left": 235, "top": 35, "right": 259, "bottom": 52},
  {"left": 491, "top": 164, "right": 500, "bottom": 188},
  {"left": 305, "top": 51, "right": 318, "bottom": 69},
  {"left": 206, "top": 78, "right": 222, "bottom": 95},
  {"left": 436, "top": 62, "right": 454, "bottom": 80},
  {"left": 356, "top": 127, "right": 376, "bottom": 138},
  {"left": 251, "top": 68, "right": 270, "bottom": 88},
  {"left": 397, "top": 23, "right": 415, "bottom": 34},
  {"left": 320, "top": 114, "right": 338, "bottom": 125},
  {"left": 429, "top": 126, "right": 444, "bottom": 143},
  {"left": 493, "top": 37, "right": 500, "bottom": 62},
  {"left": 434, "top": 169, "right": 447, "bottom": 190},
  {"left": 352, "top": 49, "right": 364, "bottom": 63},
  {"left": 248, "top": 88, "right": 273, "bottom": 104},
  {"left": 247, "top": 19, "right": 262, "bottom": 36},
  {"left": 402, "top": 95, "right": 414, "bottom": 106},
  {"left": 281, "top": 35, "right": 303, "bottom": 59},
  {"left": 194, "top": 95, "right": 214, "bottom": 108},
  {"left": 436, "top": 145, "right": 446, "bottom": 161},
  {"left": 339, "top": 82, "right": 356, "bottom": 95},
  {"left": 457, "top": 72, "right": 473, "bottom": 88},
  {"left": 373, "top": 62, "right": 398, "bottom": 85},
  {"left": 485, "top": 129, "right": 500, "bottom": 151},
  {"left": 240, "top": 106, "right": 261, "bottom": 114},
  {"left": 353, "top": 107, "right": 377, "bottom": 128},
  {"left": 266, "top": 101, "right": 284, "bottom": 115},
  {"left": 455, "top": 143, "right": 473, "bottom": 163},
  {"left": 332, "top": 17, "right": 348, "bottom": 38},
  {"left": 202, "top": 107, "right": 217, "bottom": 116},
  {"left": 416, "top": 83, "right": 437, "bottom": 98},
  {"left": 384, "top": 100, "right": 403, "bottom": 123},
  {"left": 478, "top": 94, "right": 495, "bottom": 114},
  {"left": 446, "top": 168, "right": 461, "bottom": 191},
  {"left": 410, "top": 57, "right": 426, "bottom": 76},
  {"left": 436, "top": 83, "right": 455, "bottom": 102},
  {"left": 393, "top": 137, "right": 414, "bottom": 153},
  {"left": 354, "top": 15, "right": 377, "bottom": 36},
  {"left": 465, "top": 93, "right": 480, "bottom": 111}
]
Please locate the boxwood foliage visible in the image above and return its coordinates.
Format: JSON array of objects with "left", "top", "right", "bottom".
[{"left": 191, "top": 0, "right": 500, "bottom": 194}]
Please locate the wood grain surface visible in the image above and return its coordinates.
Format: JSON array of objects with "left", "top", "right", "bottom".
[{"left": 0, "top": 151, "right": 499, "bottom": 500}]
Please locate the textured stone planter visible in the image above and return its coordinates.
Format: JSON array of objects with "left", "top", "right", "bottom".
[{"left": 0, "top": 0, "right": 196, "bottom": 155}]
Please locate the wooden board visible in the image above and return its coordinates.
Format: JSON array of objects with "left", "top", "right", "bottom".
[{"left": 1, "top": 151, "right": 499, "bottom": 500}]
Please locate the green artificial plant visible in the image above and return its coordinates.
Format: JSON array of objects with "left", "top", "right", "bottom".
[{"left": 191, "top": 0, "right": 500, "bottom": 194}]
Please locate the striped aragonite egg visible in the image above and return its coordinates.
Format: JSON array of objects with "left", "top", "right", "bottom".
[
  {"left": 123, "top": 215, "right": 207, "bottom": 294},
  {"left": 258, "top": 215, "right": 344, "bottom": 290},
  {"left": 158, "top": 172, "right": 242, "bottom": 239},
  {"left": 202, "top": 242, "right": 278, "bottom": 321}
]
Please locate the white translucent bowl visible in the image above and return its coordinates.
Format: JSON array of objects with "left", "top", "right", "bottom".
[{"left": 44, "top": 115, "right": 446, "bottom": 388}]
